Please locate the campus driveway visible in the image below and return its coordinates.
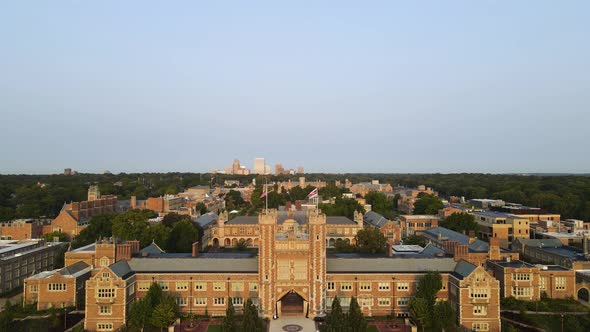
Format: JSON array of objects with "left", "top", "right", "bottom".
[{"left": 269, "top": 317, "right": 317, "bottom": 332}]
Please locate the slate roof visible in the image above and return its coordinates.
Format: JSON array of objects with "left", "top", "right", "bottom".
[
  {"left": 326, "top": 257, "right": 457, "bottom": 273},
  {"left": 516, "top": 238, "right": 563, "bottom": 248},
  {"left": 452, "top": 260, "right": 477, "bottom": 279},
  {"left": 127, "top": 257, "right": 258, "bottom": 273},
  {"left": 423, "top": 227, "right": 490, "bottom": 253},
  {"left": 196, "top": 212, "right": 218, "bottom": 228},
  {"left": 364, "top": 211, "right": 392, "bottom": 228},
  {"left": 109, "top": 260, "right": 134, "bottom": 279},
  {"left": 60, "top": 261, "right": 91, "bottom": 277},
  {"left": 224, "top": 213, "right": 356, "bottom": 225},
  {"left": 326, "top": 216, "right": 357, "bottom": 225},
  {"left": 420, "top": 243, "right": 446, "bottom": 257},
  {"left": 225, "top": 216, "right": 259, "bottom": 225},
  {"left": 140, "top": 242, "right": 165, "bottom": 255}
]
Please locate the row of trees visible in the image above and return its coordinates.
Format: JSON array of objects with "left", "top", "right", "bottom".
[
  {"left": 321, "top": 296, "right": 368, "bottom": 332},
  {"left": 129, "top": 283, "right": 180, "bottom": 332},
  {"left": 71, "top": 211, "right": 202, "bottom": 253},
  {"left": 222, "top": 297, "right": 264, "bottom": 332},
  {"left": 333, "top": 227, "right": 387, "bottom": 254},
  {"left": 409, "top": 271, "right": 456, "bottom": 332}
]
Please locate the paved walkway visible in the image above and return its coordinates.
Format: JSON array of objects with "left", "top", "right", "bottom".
[{"left": 269, "top": 317, "right": 317, "bottom": 332}]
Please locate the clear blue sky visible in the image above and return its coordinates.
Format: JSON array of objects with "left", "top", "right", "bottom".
[{"left": 1, "top": 1, "right": 589, "bottom": 174}]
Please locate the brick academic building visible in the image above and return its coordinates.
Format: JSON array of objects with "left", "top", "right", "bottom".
[{"left": 82, "top": 209, "right": 503, "bottom": 332}]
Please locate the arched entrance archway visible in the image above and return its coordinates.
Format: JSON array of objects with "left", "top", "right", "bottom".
[
  {"left": 212, "top": 238, "right": 219, "bottom": 247},
  {"left": 279, "top": 291, "right": 305, "bottom": 317},
  {"left": 578, "top": 288, "right": 590, "bottom": 302},
  {"left": 224, "top": 238, "right": 231, "bottom": 246}
]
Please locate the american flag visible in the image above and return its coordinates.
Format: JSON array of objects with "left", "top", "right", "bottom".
[{"left": 307, "top": 188, "right": 319, "bottom": 199}]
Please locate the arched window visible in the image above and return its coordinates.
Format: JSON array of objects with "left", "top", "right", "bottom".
[{"left": 100, "top": 257, "right": 110, "bottom": 267}]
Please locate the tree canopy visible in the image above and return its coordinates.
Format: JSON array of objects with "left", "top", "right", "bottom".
[
  {"left": 413, "top": 194, "right": 444, "bottom": 215},
  {"left": 440, "top": 212, "right": 478, "bottom": 234},
  {"left": 355, "top": 227, "right": 387, "bottom": 254}
]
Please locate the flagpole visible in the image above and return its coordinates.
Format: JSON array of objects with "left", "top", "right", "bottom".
[{"left": 265, "top": 176, "right": 268, "bottom": 213}]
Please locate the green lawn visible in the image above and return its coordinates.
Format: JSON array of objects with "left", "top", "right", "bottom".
[
  {"left": 367, "top": 326, "right": 379, "bottom": 332},
  {"left": 207, "top": 325, "right": 222, "bottom": 332}
]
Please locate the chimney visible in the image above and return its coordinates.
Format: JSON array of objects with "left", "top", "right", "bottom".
[
  {"left": 116, "top": 243, "right": 132, "bottom": 261},
  {"left": 386, "top": 243, "right": 392, "bottom": 257},
  {"left": 127, "top": 240, "right": 140, "bottom": 255},
  {"left": 489, "top": 237, "right": 501, "bottom": 261},
  {"left": 192, "top": 242, "right": 199, "bottom": 257},
  {"left": 131, "top": 196, "right": 137, "bottom": 209},
  {"left": 468, "top": 230, "right": 476, "bottom": 244}
]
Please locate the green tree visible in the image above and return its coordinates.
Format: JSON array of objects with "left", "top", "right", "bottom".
[
  {"left": 433, "top": 300, "right": 455, "bottom": 331},
  {"left": 43, "top": 231, "right": 69, "bottom": 242},
  {"left": 145, "top": 282, "right": 163, "bottom": 309},
  {"left": 319, "top": 184, "right": 343, "bottom": 199},
  {"left": 142, "top": 223, "right": 171, "bottom": 250},
  {"left": 365, "top": 192, "right": 394, "bottom": 218},
  {"left": 440, "top": 213, "right": 478, "bottom": 234},
  {"left": 322, "top": 296, "right": 345, "bottom": 332},
  {"left": 151, "top": 296, "right": 179, "bottom": 332},
  {"left": 348, "top": 296, "right": 368, "bottom": 332},
  {"left": 129, "top": 298, "right": 151, "bottom": 332},
  {"left": 355, "top": 227, "right": 387, "bottom": 254},
  {"left": 320, "top": 197, "right": 365, "bottom": 219},
  {"left": 409, "top": 297, "right": 430, "bottom": 332},
  {"left": 413, "top": 194, "right": 444, "bottom": 215},
  {"left": 404, "top": 235, "right": 426, "bottom": 247},
  {"left": 221, "top": 296, "right": 237, "bottom": 332},
  {"left": 241, "top": 298, "right": 263, "bottom": 332},
  {"left": 167, "top": 220, "right": 199, "bottom": 252},
  {"left": 416, "top": 271, "right": 443, "bottom": 308},
  {"left": 72, "top": 213, "right": 115, "bottom": 249},
  {"left": 112, "top": 210, "right": 155, "bottom": 246},
  {"left": 162, "top": 212, "right": 190, "bottom": 228}
]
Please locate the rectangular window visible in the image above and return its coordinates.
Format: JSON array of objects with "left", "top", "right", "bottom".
[
  {"left": 341, "top": 283, "right": 352, "bottom": 291},
  {"left": 327, "top": 282, "right": 335, "bottom": 291},
  {"left": 470, "top": 288, "right": 489, "bottom": 298},
  {"left": 378, "top": 298, "right": 391, "bottom": 306},
  {"left": 249, "top": 283, "right": 258, "bottom": 292},
  {"left": 233, "top": 297, "right": 244, "bottom": 306},
  {"left": 213, "top": 282, "right": 225, "bottom": 291},
  {"left": 340, "top": 297, "right": 351, "bottom": 306},
  {"left": 195, "top": 282, "right": 207, "bottom": 291},
  {"left": 97, "top": 288, "right": 115, "bottom": 298},
  {"left": 97, "top": 323, "right": 114, "bottom": 331},
  {"left": 473, "top": 305, "right": 487, "bottom": 315},
  {"left": 378, "top": 283, "right": 390, "bottom": 291},
  {"left": 214, "top": 297, "right": 225, "bottom": 306},
  {"left": 397, "top": 282, "right": 409, "bottom": 291},
  {"left": 512, "top": 287, "right": 532, "bottom": 297},
  {"left": 231, "top": 282, "right": 244, "bottom": 292},
  {"left": 158, "top": 282, "right": 169, "bottom": 291},
  {"left": 397, "top": 297, "right": 410, "bottom": 307},
  {"left": 99, "top": 305, "right": 112, "bottom": 315},
  {"left": 176, "top": 282, "right": 188, "bottom": 291},
  {"left": 48, "top": 283, "right": 67, "bottom": 291},
  {"left": 358, "top": 298, "right": 373, "bottom": 306},
  {"left": 30, "top": 285, "right": 38, "bottom": 293},
  {"left": 176, "top": 297, "right": 188, "bottom": 306},
  {"left": 512, "top": 273, "right": 531, "bottom": 281},
  {"left": 539, "top": 277, "right": 547, "bottom": 291},
  {"left": 555, "top": 277, "right": 566, "bottom": 290},
  {"left": 472, "top": 323, "right": 489, "bottom": 331},
  {"left": 194, "top": 298, "right": 207, "bottom": 306},
  {"left": 138, "top": 282, "right": 150, "bottom": 291},
  {"left": 359, "top": 282, "right": 371, "bottom": 291}
]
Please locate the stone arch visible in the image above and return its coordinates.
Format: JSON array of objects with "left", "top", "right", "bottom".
[
  {"left": 212, "top": 238, "right": 219, "bottom": 247},
  {"left": 329, "top": 238, "right": 335, "bottom": 247},
  {"left": 232, "top": 238, "right": 238, "bottom": 246},
  {"left": 345, "top": 238, "right": 351, "bottom": 244},
  {"left": 578, "top": 287, "right": 590, "bottom": 302},
  {"left": 224, "top": 238, "right": 231, "bottom": 246},
  {"left": 246, "top": 238, "right": 253, "bottom": 246}
]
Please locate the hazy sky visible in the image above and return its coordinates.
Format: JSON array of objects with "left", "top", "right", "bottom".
[{"left": 1, "top": 1, "right": 589, "bottom": 174}]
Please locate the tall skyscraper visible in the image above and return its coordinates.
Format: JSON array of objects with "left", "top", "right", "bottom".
[{"left": 254, "top": 158, "right": 265, "bottom": 174}]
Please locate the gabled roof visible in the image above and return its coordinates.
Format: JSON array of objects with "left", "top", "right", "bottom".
[
  {"left": 140, "top": 242, "right": 165, "bottom": 255},
  {"left": 515, "top": 238, "right": 563, "bottom": 248},
  {"left": 423, "top": 227, "right": 490, "bottom": 253},
  {"left": 59, "top": 261, "right": 91, "bottom": 277},
  {"left": 363, "top": 211, "right": 391, "bottom": 228},
  {"left": 109, "top": 260, "right": 134, "bottom": 279},
  {"left": 196, "top": 212, "right": 218, "bottom": 228},
  {"left": 452, "top": 260, "right": 478, "bottom": 280}
]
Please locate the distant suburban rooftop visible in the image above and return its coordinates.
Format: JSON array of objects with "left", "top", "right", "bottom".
[
  {"left": 473, "top": 211, "right": 513, "bottom": 218},
  {"left": 326, "top": 257, "right": 457, "bottom": 273}
]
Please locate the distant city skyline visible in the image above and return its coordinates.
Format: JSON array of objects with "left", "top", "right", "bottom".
[{"left": 1, "top": 2, "right": 589, "bottom": 174}]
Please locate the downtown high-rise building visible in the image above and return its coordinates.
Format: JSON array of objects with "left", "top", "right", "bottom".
[{"left": 254, "top": 157, "right": 265, "bottom": 174}]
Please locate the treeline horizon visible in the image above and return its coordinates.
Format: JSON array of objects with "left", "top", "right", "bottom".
[{"left": 1, "top": 172, "right": 589, "bottom": 221}]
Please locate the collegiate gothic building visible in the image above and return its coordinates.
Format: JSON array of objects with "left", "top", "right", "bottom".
[{"left": 84, "top": 209, "right": 501, "bottom": 331}]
